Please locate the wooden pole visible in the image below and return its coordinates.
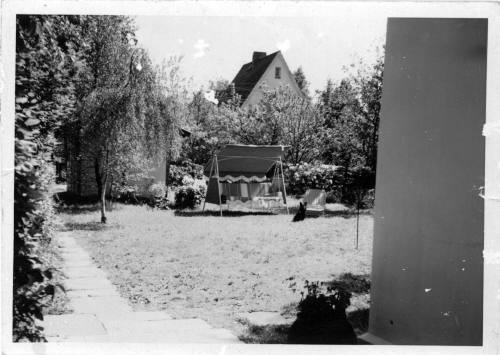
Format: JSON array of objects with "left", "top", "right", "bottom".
[
  {"left": 215, "top": 155, "right": 223, "bottom": 217},
  {"left": 279, "top": 158, "right": 289, "bottom": 214},
  {"left": 202, "top": 158, "right": 215, "bottom": 213}
]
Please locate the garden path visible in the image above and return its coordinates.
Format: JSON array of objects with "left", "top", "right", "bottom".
[{"left": 41, "top": 231, "right": 241, "bottom": 343}]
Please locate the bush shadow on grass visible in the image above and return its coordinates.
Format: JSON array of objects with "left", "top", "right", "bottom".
[
  {"left": 238, "top": 323, "right": 290, "bottom": 344},
  {"left": 174, "top": 210, "right": 276, "bottom": 217},
  {"left": 56, "top": 204, "right": 101, "bottom": 214},
  {"left": 239, "top": 273, "right": 371, "bottom": 344},
  {"left": 238, "top": 309, "right": 369, "bottom": 344},
  {"left": 60, "top": 221, "right": 108, "bottom": 232},
  {"left": 323, "top": 209, "right": 372, "bottom": 219}
]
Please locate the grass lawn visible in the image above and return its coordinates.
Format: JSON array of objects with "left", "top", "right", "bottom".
[{"left": 58, "top": 202, "right": 373, "bottom": 339}]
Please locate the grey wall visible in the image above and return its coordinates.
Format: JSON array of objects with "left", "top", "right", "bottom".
[{"left": 369, "top": 18, "right": 487, "bottom": 345}]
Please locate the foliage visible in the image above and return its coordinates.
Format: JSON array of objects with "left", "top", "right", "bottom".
[
  {"left": 285, "top": 163, "right": 343, "bottom": 196},
  {"left": 319, "top": 79, "right": 365, "bottom": 170},
  {"left": 209, "top": 86, "right": 324, "bottom": 165},
  {"left": 293, "top": 66, "right": 310, "bottom": 98},
  {"left": 352, "top": 52, "right": 384, "bottom": 172},
  {"left": 316, "top": 50, "right": 384, "bottom": 196},
  {"left": 184, "top": 85, "right": 325, "bottom": 166},
  {"left": 323, "top": 273, "right": 371, "bottom": 295},
  {"left": 148, "top": 183, "right": 166, "bottom": 198},
  {"left": 168, "top": 160, "right": 204, "bottom": 187},
  {"left": 341, "top": 165, "right": 376, "bottom": 207},
  {"left": 14, "top": 15, "right": 80, "bottom": 341},
  {"left": 146, "top": 183, "right": 169, "bottom": 209},
  {"left": 209, "top": 78, "right": 235, "bottom": 104},
  {"left": 69, "top": 16, "right": 185, "bottom": 223},
  {"left": 288, "top": 280, "right": 357, "bottom": 344},
  {"left": 174, "top": 178, "right": 206, "bottom": 209}
]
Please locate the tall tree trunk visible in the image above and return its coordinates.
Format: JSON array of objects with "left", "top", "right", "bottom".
[
  {"left": 94, "top": 156, "right": 103, "bottom": 200},
  {"left": 165, "top": 152, "right": 171, "bottom": 189},
  {"left": 100, "top": 175, "right": 107, "bottom": 223},
  {"left": 100, "top": 149, "right": 110, "bottom": 223}
]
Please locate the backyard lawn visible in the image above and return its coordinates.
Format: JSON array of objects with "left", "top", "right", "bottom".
[{"left": 58, "top": 202, "right": 373, "bottom": 338}]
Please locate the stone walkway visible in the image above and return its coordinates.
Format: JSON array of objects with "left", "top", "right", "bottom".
[{"left": 42, "top": 232, "right": 241, "bottom": 343}]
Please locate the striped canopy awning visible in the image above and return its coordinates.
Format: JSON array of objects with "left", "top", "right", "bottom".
[
  {"left": 204, "top": 144, "right": 289, "bottom": 205},
  {"left": 204, "top": 144, "right": 288, "bottom": 179}
]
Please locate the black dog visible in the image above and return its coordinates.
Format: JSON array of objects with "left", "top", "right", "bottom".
[{"left": 293, "top": 202, "right": 307, "bottom": 222}]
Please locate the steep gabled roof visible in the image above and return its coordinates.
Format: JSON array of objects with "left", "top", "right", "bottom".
[{"left": 231, "top": 51, "right": 280, "bottom": 102}]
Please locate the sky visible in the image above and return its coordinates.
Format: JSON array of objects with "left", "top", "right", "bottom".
[{"left": 134, "top": 15, "right": 387, "bottom": 95}]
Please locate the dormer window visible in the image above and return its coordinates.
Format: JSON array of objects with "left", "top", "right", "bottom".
[{"left": 275, "top": 67, "right": 281, "bottom": 79}]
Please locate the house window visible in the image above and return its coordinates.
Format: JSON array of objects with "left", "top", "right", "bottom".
[{"left": 275, "top": 67, "right": 281, "bottom": 79}]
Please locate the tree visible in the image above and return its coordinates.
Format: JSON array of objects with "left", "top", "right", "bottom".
[
  {"left": 209, "top": 78, "right": 236, "bottom": 104},
  {"left": 319, "top": 78, "right": 363, "bottom": 167},
  {"left": 316, "top": 48, "right": 384, "bottom": 201},
  {"left": 74, "top": 16, "right": 182, "bottom": 223},
  {"left": 205, "top": 86, "right": 324, "bottom": 165},
  {"left": 293, "top": 66, "right": 310, "bottom": 98},
  {"left": 353, "top": 53, "right": 384, "bottom": 172}
]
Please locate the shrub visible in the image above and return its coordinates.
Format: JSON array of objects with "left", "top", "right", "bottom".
[
  {"left": 285, "top": 163, "right": 343, "bottom": 196},
  {"left": 341, "top": 166, "right": 376, "bottom": 207},
  {"left": 14, "top": 151, "right": 58, "bottom": 342},
  {"left": 169, "top": 160, "right": 204, "bottom": 187},
  {"left": 113, "top": 184, "right": 141, "bottom": 204},
  {"left": 147, "top": 183, "right": 169, "bottom": 209},
  {"left": 148, "top": 183, "right": 166, "bottom": 199},
  {"left": 288, "top": 280, "right": 357, "bottom": 344},
  {"left": 174, "top": 179, "right": 206, "bottom": 209}
]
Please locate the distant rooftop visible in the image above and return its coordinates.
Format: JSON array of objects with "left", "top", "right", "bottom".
[{"left": 231, "top": 51, "right": 280, "bottom": 102}]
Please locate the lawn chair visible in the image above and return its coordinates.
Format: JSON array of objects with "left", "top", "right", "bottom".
[{"left": 302, "top": 189, "right": 326, "bottom": 217}]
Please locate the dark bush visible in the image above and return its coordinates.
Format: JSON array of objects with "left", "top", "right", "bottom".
[
  {"left": 146, "top": 183, "right": 169, "bottom": 209},
  {"left": 174, "top": 184, "right": 206, "bottom": 209},
  {"left": 288, "top": 281, "right": 357, "bottom": 344},
  {"left": 341, "top": 166, "right": 376, "bottom": 207}
]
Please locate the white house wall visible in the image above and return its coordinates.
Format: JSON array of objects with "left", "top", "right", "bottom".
[{"left": 242, "top": 52, "right": 303, "bottom": 108}]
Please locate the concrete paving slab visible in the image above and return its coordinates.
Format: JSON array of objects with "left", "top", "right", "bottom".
[
  {"left": 70, "top": 296, "right": 131, "bottom": 315},
  {"left": 104, "top": 318, "right": 213, "bottom": 334},
  {"left": 42, "top": 314, "right": 107, "bottom": 337},
  {"left": 65, "top": 277, "right": 115, "bottom": 291},
  {"left": 49, "top": 334, "right": 111, "bottom": 342},
  {"left": 66, "top": 288, "right": 121, "bottom": 299},
  {"left": 110, "top": 311, "right": 173, "bottom": 322},
  {"left": 64, "top": 267, "right": 108, "bottom": 279}
]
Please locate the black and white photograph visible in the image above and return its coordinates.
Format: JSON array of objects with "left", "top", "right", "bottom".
[{"left": 1, "top": 1, "right": 499, "bottom": 354}]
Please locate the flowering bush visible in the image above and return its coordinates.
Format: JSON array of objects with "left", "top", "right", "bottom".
[
  {"left": 146, "top": 183, "right": 169, "bottom": 209},
  {"left": 169, "top": 160, "right": 204, "bottom": 187},
  {"left": 148, "top": 183, "right": 166, "bottom": 199},
  {"left": 285, "top": 163, "right": 343, "bottom": 196},
  {"left": 174, "top": 178, "right": 206, "bottom": 209}
]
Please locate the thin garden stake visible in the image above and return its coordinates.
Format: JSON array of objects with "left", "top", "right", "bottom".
[
  {"left": 215, "top": 154, "right": 223, "bottom": 217},
  {"left": 356, "top": 190, "right": 360, "bottom": 249},
  {"left": 279, "top": 157, "right": 289, "bottom": 214},
  {"left": 202, "top": 158, "right": 215, "bottom": 213}
]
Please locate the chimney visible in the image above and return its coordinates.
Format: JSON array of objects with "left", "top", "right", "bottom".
[{"left": 252, "top": 51, "right": 267, "bottom": 63}]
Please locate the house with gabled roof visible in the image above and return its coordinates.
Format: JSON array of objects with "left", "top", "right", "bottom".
[{"left": 231, "top": 51, "right": 304, "bottom": 108}]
